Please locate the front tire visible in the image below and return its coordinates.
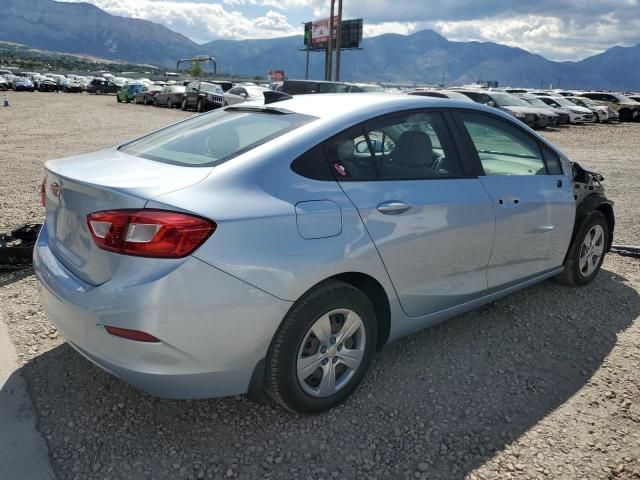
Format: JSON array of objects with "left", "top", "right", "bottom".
[
  {"left": 197, "top": 99, "right": 204, "bottom": 113},
  {"left": 266, "top": 280, "right": 377, "bottom": 414},
  {"left": 556, "top": 211, "right": 609, "bottom": 286},
  {"left": 181, "top": 98, "right": 187, "bottom": 111}
]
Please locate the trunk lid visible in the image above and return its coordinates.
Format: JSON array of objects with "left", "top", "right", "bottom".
[{"left": 43, "top": 148, "right": 211, "bottom": 285}]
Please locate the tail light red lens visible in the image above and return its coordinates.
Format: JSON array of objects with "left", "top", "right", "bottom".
[
  {"left": 105, "top": 326, "right": 160, "bottom": 343},
  {"left": 86, "top": 209, "right": 216, "bottom": 258},
  {"left": 41, "top": 178, "right": 46, "bottom": 207}
]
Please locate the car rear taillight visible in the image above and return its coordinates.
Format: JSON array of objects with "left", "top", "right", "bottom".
[
  {"left": 86, "top": 209, "right": 216, "bottom": 258},
  {"left": 41, "top": 178, "right": 46, "bottom": 207},
  {"left": 105, "top": 326, "right": 160, "bottom": 343}
]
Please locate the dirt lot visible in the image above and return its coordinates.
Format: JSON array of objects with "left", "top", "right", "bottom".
[{"left": 0, "top": 92, "right": 639, "bottom": 480}]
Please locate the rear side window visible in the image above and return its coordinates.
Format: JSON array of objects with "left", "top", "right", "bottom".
[
  {"left": 459, "top": 112, "right": 547, "bottom": 176},
  {"left": 291, "top": 145, "right": 333, "bottom": 180},
  {"left": 120, "top": 110, "right": 315, "bottom": 167}
]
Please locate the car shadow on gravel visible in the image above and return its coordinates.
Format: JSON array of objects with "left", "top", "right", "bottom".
[
  {"left": 13, "top": 267, "right": 640, "bottom": 480},
  {"left": 0, "top": 269, "right": 33, "bottom": 288}
]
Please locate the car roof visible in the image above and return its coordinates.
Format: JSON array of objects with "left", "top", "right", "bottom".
[{"left": 254, "top": 93, "right": 502, "bottom": 122}]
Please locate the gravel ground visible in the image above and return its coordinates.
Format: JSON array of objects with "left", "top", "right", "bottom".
[{"left": 0, "top": 92, "right": 639, "bottom": 480}]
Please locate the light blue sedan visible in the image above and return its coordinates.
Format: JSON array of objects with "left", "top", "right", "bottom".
[{"left": 34, "top": 93, "right": 614, "bottom": 413}]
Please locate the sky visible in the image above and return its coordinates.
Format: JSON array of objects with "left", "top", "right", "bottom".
[{"left": 60, "top": 0, "right": 640, "bottom": 60}]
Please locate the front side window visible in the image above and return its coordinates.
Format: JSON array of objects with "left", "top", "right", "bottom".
[
  {"left": 120, "top": 110, "right": 316, "bottom": 167},
  {"left": 459, "top": 112, "right": 546, "bottom": 176},
  {"left": 325, "top": 111, "right": 462, "bottom": 180}
]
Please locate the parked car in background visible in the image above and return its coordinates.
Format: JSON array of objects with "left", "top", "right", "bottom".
[
  {"left": 3, "top": 74, "right": 17, "bottom": 89},
  {"left": 209, "top": 81, "right": 234, "bottom": 93},
  {"left": 565, "top": 96, "right": 615, "bottom": 123},
  {"left": 347, "top": 83, "right": 385, "bottom": 93},
  {"left": 182, "top": 81, "right": 224, "bottom": 112},
  {"left": 579, "top": 92, "right": 640, "bottom": 122},
  {"left": 62, "top": 79, "right": 83, "bottom": 93},
  {"left": 515, "top": 93, "right": 570, "bottom": 125},
  {"left": 13, "top": 77, "right": 34, "bottom": 92},
  {"left": 135, "top": 84, "right": 163, "bottom": 105},
  {"left": 275, "top": 79, "right": 349, "bottom": 95},
  {"left": 536, "top": 96, "right": 594, "bottom": 124},
  {"left": 154, "top": 85, "right": 186, "bottom": 108},
  {"left": 35, "top": 93, "right": 614, "bottom": 414},
  {"left": 87, "top": 78, "right": 120, "bottom": 95},
  {"left": 116, "top": 83, "right": 145, "bottom": 103},
  {"left": 407, "top": 89, "right": 474, "bottom": 102},
  {"left": 38, "top": 79, "right": 60, "bottom": 92},
  {"left": 0, "top": 77, "right": 9, "bottom": 91},
  {"left": 47, "top": 74, "right": 66, "bottom": 85},
  {"left": 452, "top": 89, "right": 549, "bottom": 128},
  {"left": 223, "top": 85, "right": 268, "bottom": 106}
]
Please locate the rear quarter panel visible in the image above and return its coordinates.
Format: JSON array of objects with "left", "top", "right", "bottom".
[{"left": 144, "top": 125, "right": 397, "bottom": 304}]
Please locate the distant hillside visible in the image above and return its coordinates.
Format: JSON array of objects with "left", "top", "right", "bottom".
[
  {"left": 1, "top": 0, "right": 639, "bottom": 89},
  {"left": 1, "top": 0, "right": 202, "bottom": 67},
  {"left": 0, "top": 41, "right": 150, "bottom": 72}
]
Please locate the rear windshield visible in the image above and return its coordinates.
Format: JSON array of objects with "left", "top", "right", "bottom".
[{"left": 119, "top": 109, "right": 315, "bottom": 167}]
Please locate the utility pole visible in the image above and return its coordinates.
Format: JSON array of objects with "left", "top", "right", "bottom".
[
  {"left": 304, "top": 28, "right": 311, "bottom": 80},
  {"left": 334, "top": 0, "right": 343, "bottom": 81},
  {"left": 326, "top": 0, "right": 335, "bottom": 81}
]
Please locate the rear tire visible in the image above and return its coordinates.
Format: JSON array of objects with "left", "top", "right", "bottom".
[
  {"left": 556, "top": 211, "right": 609, "bottom": 286},
  {"left": 265, "top": 280, "right": 377, "bottom": 414},
  {"left": 197, "top": 99, "right": 204, "bottom": 113},
  {"left": 167, "top": 99, "right": 173, "bottom": 109},
  {"left": 181, "top": 98, "right": 187, "bottom": 111}
]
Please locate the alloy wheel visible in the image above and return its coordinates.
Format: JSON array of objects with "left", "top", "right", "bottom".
[{"left": 579, "top": 224, "right": 605, "bottom": 277}]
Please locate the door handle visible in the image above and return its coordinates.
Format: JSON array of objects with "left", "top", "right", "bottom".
[
  {"left": 377, "top": 201, "right": 411, "bottom": 215},
  {"left": 498, "top": 196, "right": 520, "bottom": 207}
]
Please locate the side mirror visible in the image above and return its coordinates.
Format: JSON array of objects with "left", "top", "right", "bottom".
[
  {"left": 486, "top": 101, "right": 496, "bottom": 107},
  {"left": 240, "top": 92, "right": 248, "bottom": 98},
  {"left": 355, "top": 140, "right": 369, "bottom": 154}
]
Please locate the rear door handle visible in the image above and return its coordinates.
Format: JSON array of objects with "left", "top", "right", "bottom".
[
  {"left": 377, "top": 201, "right": 411, "bottom": 215},
  {"left": 497, "top": 195, "right": 520, "bottom": 207}
]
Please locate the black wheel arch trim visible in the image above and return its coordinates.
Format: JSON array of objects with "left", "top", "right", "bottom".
[{"left": 567, "top": 193, "right": 615, "bottom": 262}]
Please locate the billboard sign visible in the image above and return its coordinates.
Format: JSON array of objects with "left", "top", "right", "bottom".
[
  {"left": 304, "top": 19, "right": 363, "bottom": 51},
  {"left": 311, "top": 17, "right": 338, "bottom": 45}
]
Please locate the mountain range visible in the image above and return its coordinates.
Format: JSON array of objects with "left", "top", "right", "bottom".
[{"left": 1, "top": 0, "right": 639, "bottom": 90}]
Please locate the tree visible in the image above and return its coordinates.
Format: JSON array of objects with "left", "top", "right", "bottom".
[{"left": 189, "top": 62, "right": 203, "bottom": 78}]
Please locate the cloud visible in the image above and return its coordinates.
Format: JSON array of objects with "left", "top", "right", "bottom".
[
  {"left": 60, "top": 0, "right": 298, "bottom": 43},
  {"left": 58, "top": 0, "right": 640, "bottom": 59}
]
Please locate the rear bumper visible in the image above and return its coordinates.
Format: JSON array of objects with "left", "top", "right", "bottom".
[{"left": 34, "top": 228, "right": 292, "bottom": 399}]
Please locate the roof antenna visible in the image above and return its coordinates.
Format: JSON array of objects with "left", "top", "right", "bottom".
[{"left": 264, "top": 90, "right": 293, "bottom": 104}]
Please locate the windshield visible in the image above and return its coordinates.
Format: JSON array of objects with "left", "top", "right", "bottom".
[
  {"left": 246, "top": 86, "right": 266, "bottom": 97},
  {"left": 119, "top": 109, "right": 316, "bottom": 167},
  {"left": 521, "top": 97, "right": 550, "bottom": 108},
  {"left": 201, "top": 83, "right": 223, "bottom": 94},
  {"left": 490, "top": 93, "right": 530, "bottom": 107},
  {"left": 549, "top": 97, "right": 574, "bottom": 107},
  {"left": 570, "top": 97, "right": 593, "bottom": 107},
  {"left": 614, "top": 94, "right": 638, "bottom": 103}
]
